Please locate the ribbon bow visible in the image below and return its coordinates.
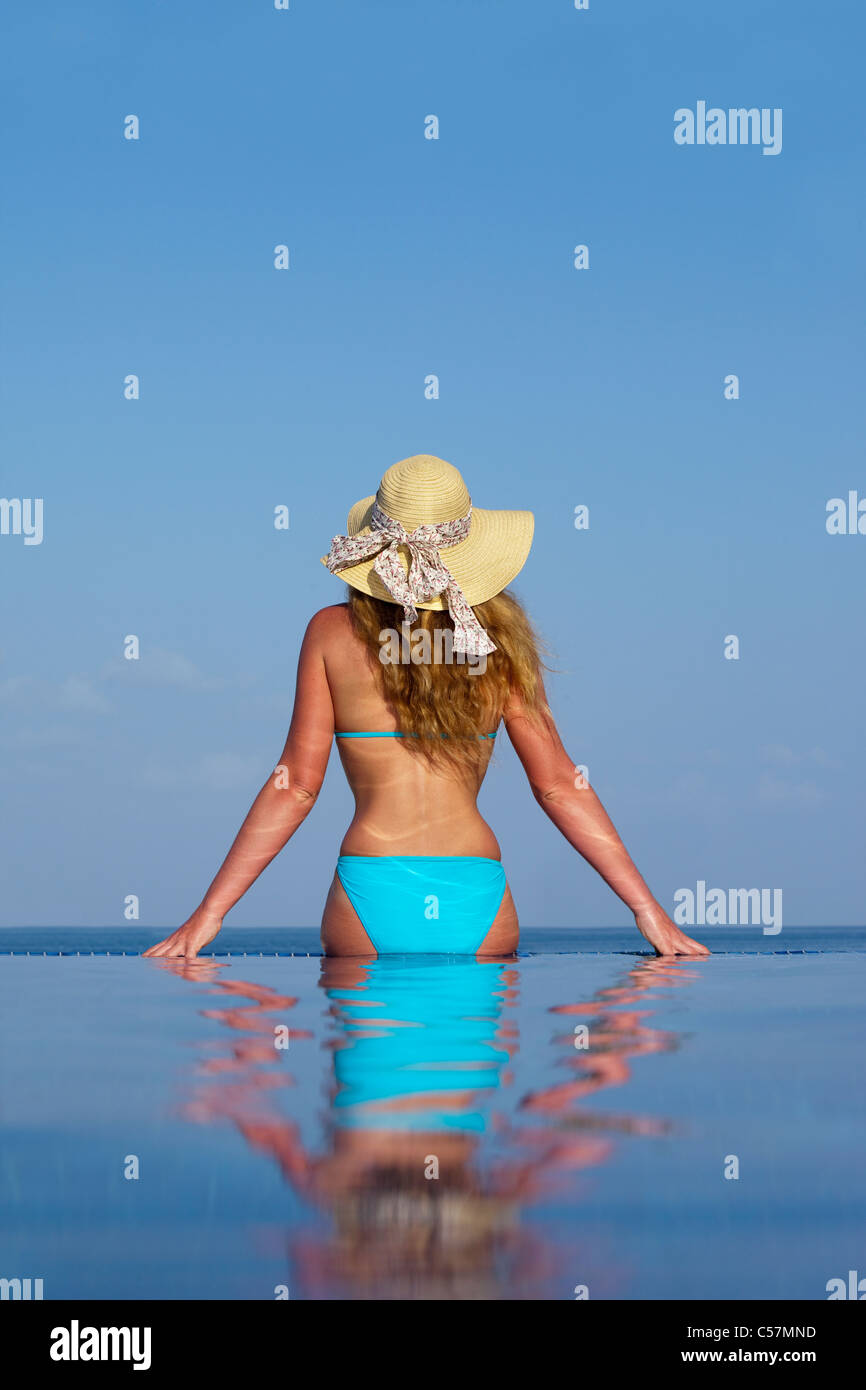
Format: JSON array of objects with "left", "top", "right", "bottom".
[{"left": 326, "top": 501, "right": 496, "bottom": 656}]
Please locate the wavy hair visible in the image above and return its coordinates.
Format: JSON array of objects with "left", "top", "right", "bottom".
[{"left": 347, "top": 588, "right": 547, "bottom": 773}]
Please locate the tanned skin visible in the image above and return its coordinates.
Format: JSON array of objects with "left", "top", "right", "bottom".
[{"left": 144, "top": 605, "right": 709, "bottom": 961}]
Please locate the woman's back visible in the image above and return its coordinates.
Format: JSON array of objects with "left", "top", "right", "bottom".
[{"left": 322, "top": 604, "right": 502, "bottom": 860}]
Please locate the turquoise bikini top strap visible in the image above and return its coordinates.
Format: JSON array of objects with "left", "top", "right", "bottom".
[
  {"left": 334, "top": 731, "right": 498, "bottom": 740},
  {"left": 335, "top": 731, "right": 405, "bottom": 738}
]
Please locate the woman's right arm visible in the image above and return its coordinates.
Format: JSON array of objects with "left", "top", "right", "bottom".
[
  {"left": 504, "top": 684, "right": 709, "bottom": 957},
  {"left": 143, "top": 610, "right": 337, "bottom": 960}
]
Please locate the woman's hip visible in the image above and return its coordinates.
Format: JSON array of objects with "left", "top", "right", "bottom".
[{"left": 322, "top": 855, "right": 517, "bottom": 956}]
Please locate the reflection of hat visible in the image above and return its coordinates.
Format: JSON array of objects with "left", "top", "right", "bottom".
[{"left": 322, "top": 454, "right": 534, "bottom": 612}]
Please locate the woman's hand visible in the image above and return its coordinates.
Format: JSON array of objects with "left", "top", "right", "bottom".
[
  {"left": 142, "top": 907, "right": 223, "bottom": 960},
  {"left": 633, "top": 902, "right": 710, "bottom": 957}
]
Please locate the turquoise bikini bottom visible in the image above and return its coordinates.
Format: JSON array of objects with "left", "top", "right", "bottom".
[{"left": 336, "top": 854, "right": 507, "bottom": 954}]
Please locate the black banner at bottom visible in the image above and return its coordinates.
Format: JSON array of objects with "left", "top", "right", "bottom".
[{"left": 2, "top": 1299, "right": 861, "bottom": 1374}]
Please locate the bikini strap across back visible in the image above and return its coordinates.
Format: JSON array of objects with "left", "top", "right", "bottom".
[{"left": 335, "top": 731, "right": 497, "bottom": 740}]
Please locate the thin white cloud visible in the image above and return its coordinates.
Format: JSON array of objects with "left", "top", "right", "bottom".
[
  {"left": 0, "top": 722, "right": 87, "bottom": 750},
  {"left": 141, "top": 752, "right": 262, "bottom": 792},
  {"left": 0, "top": 675, "right": 38, "bottom": 702},
  {"left": 58, "top": 676, "right": 112, "bottom": 714},
  {"left": 756, "top": 772, "right": 827, "bottom": 808},
  {"left": 0, "top": 673, "right": 111, "bottom": 715},
  {"left": 760, "top": 744, "right": 837, "bottom": 769},
  {"left": 101, "top": 648, "right": 226, "bottom": 691},
  {"left": 761, "top": 744, "right": 798, "bottom": 767}
]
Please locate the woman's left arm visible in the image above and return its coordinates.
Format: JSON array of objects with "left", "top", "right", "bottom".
[
  {"left": 505, "top": 679, "right": 709, "bottom": 958},
  {"left": 143, "top": 611, "right": 335, "bottom": 959}
]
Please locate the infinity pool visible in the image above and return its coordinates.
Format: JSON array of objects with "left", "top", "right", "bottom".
[{"left": 1, "top": 929, "right": 864, "bottom": 1300}]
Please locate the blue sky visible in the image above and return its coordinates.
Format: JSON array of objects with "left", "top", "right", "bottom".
[{"left": 1, "top": 0, "right": 864, "bottom": 927}]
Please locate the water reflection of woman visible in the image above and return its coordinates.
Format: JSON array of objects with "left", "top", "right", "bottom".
[{"left": 163, "top": 952, "right": 699, "bottom": 1298}]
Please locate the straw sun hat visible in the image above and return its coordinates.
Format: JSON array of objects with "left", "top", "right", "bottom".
[{"left": 321, "top": 454, "right": 534, "bottom": 616}]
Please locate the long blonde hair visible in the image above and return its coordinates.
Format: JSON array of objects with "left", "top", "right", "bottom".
[{"left": 347, "top": 588, "right": 547, "bottom": 773}]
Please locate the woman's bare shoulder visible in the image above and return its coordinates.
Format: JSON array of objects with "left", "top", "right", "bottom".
[
  {"left": 303, "top": 603, "right": 379, "bottom": 698},
  {"left": 303, "top": 603, "right": 353, "bottom": 644}
]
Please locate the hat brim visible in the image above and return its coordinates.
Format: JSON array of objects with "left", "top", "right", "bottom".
[{"left": 321, "top": 496, "right": 534, "bottom": 610}]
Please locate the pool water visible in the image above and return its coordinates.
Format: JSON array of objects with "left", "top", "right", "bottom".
[{"left": 1, "top": 930, "right": 864, "bottom": 1300}]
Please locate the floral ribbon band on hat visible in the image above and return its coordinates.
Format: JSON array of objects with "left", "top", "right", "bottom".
[{"left": 325, "top": 500, "right": 496, "bottom": 657}]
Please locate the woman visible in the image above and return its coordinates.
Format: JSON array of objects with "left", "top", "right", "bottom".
[{"left": 144, "top": 455, "right": 709, "bottom": 961}]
